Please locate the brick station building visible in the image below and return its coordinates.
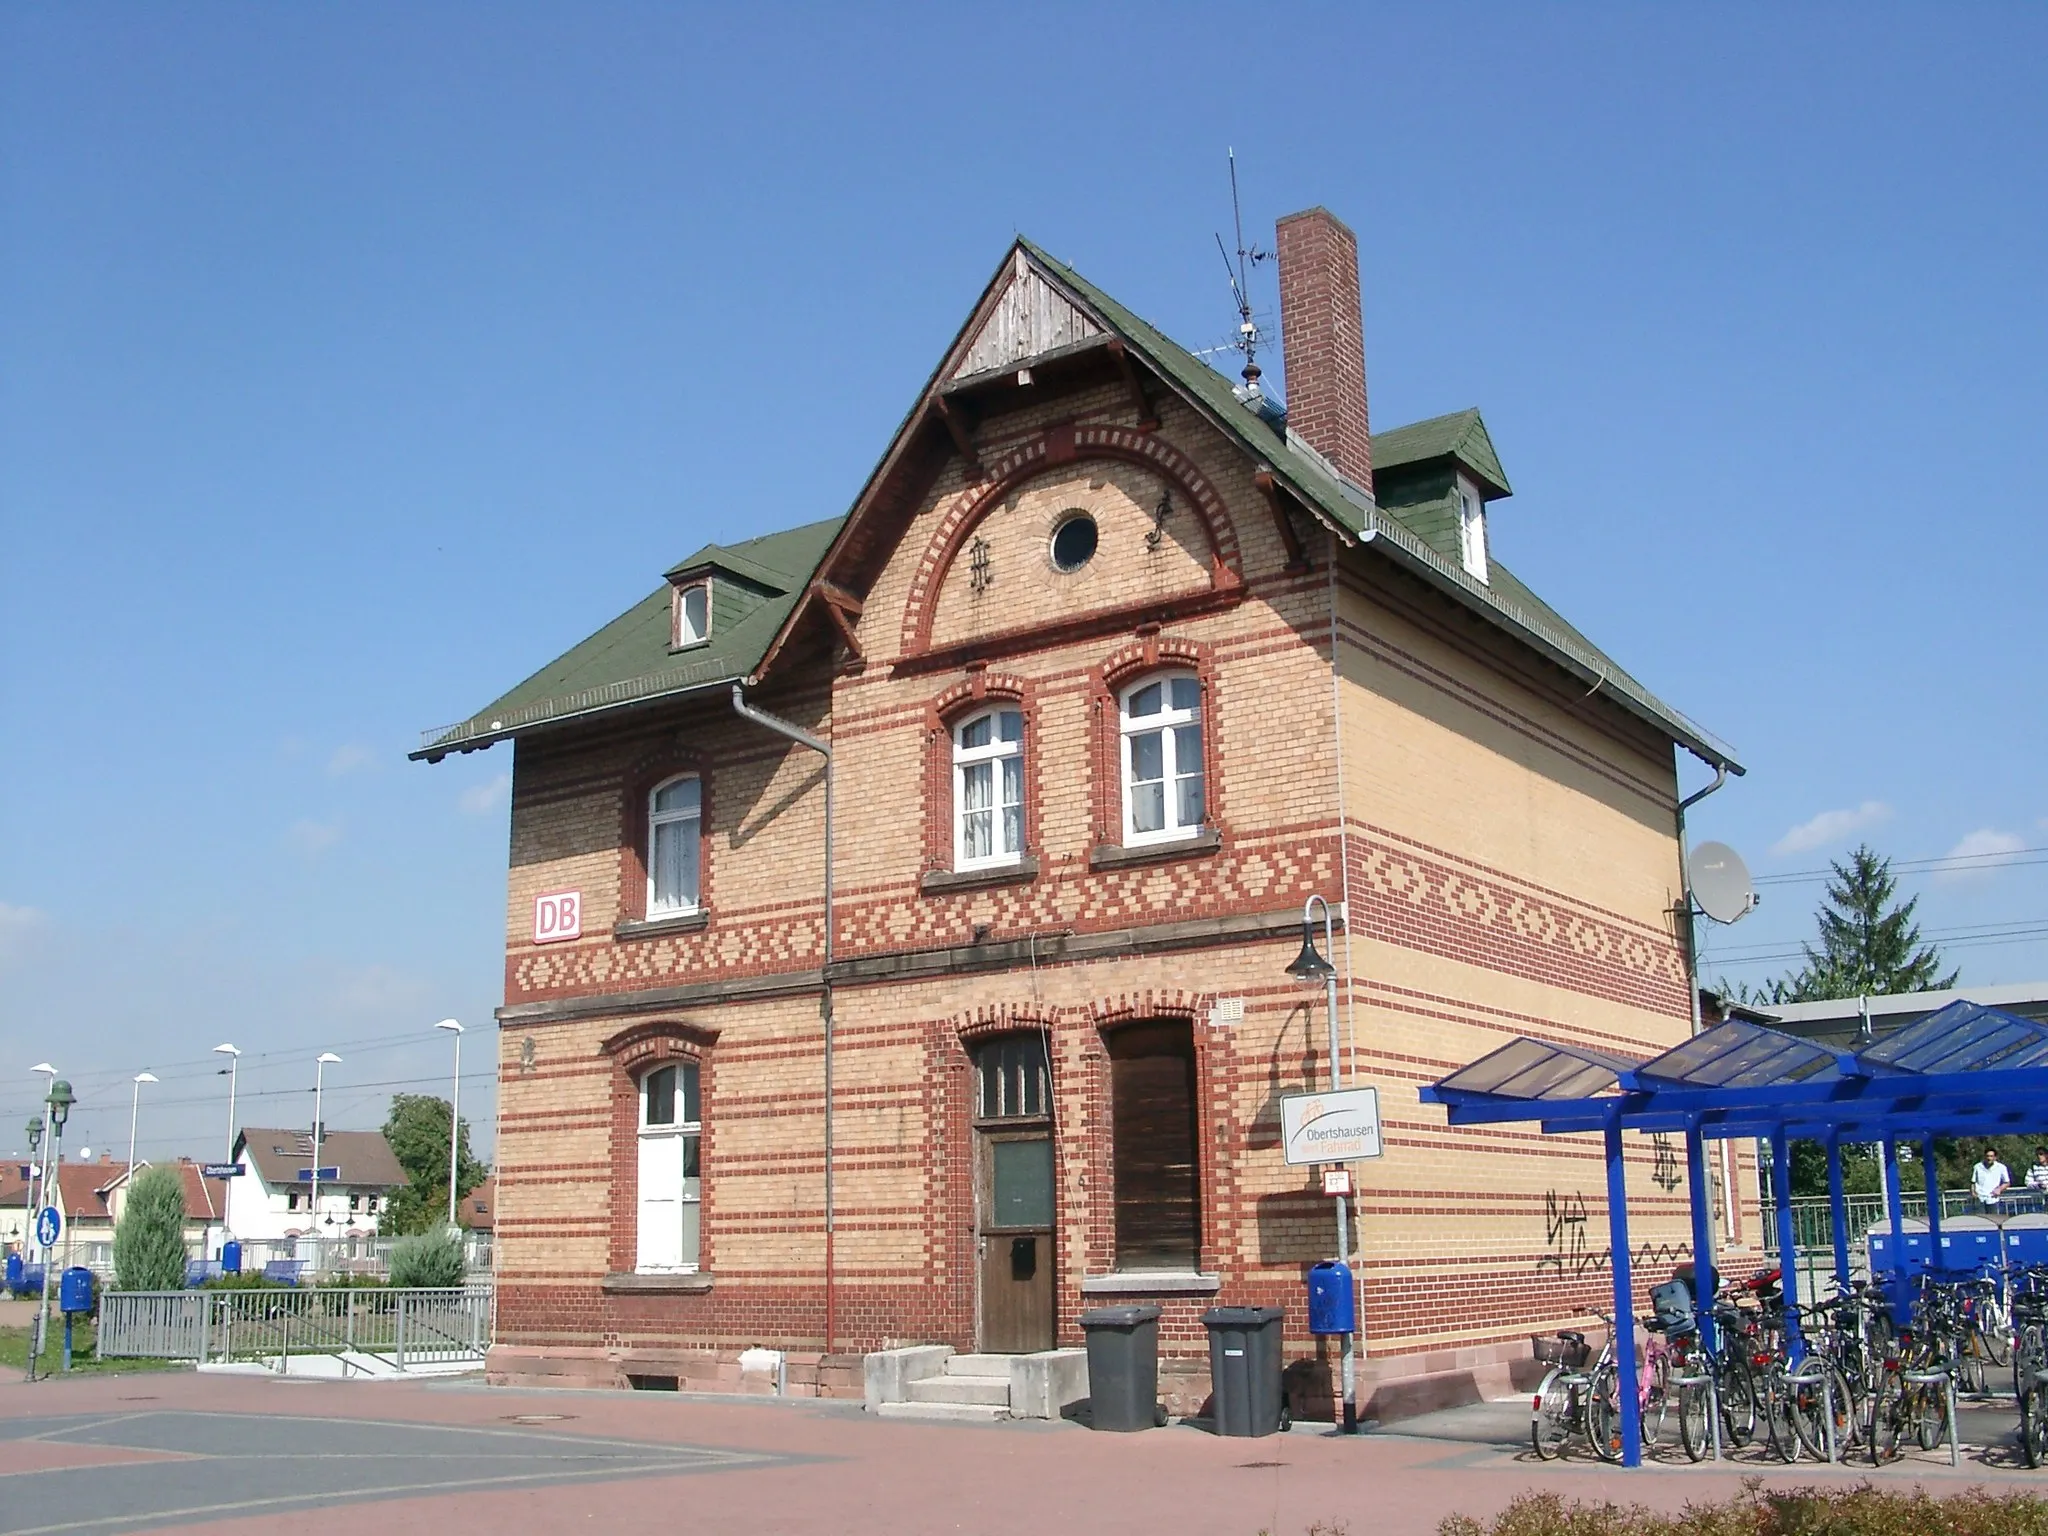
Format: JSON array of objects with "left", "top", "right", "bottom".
[{"left": 416, "top": 207, "right": 1751, "bottom": 1414}]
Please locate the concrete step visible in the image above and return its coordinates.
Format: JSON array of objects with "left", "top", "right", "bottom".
[
  {"left": 875, "top": 1400, "right": 1009, "bottom": 1424},
  {"left": 944, "top": 1354, "right": 1013, "bottom": 1377},
  {"left": 908, "top": 1373, "right": 1011, "bottom": 1407}
]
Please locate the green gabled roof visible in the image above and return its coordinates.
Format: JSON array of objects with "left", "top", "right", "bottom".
[
  {"left": 1371, "top": 408, "right": 1512, "bottom": 498},
  {"left": 415, "top": 238, "right": 1737, "bottom": 775},
  {"left": 412, "top": 515, "right": 842, "bottom": 760},
  {"left": 663, "top": 519, "right": 833, "bottom": 589},
  {"left": 1016, "top": 239, "right": 1737, "bottom": 772}
]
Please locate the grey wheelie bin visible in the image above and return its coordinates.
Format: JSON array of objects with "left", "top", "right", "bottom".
[
  {"left": 1079, "top": 1303, "right": 1162, "bottom": 1430},
  {"left": 1202, "top": 1305, "right": 1286, "bottom": 1436}
]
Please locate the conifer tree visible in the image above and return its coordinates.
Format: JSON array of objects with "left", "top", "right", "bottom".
[{"left": 1776, "top": 844, "right": 1956, "bottom": 1002}]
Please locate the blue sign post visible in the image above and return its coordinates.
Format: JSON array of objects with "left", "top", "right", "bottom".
[
  {"left": 34, "top": 1206, "right": 61, "bottom": 1250},
  {"left": 295, "top": 1168, "right": 339, "bottom": 1183}
]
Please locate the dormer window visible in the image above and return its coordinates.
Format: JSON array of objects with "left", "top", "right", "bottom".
[
  {"left": 1457, "top": 482, "right": 1489, "bottom": 584},
  {"left": 673, "top": 581, "right": 710, "bottom": 648}
]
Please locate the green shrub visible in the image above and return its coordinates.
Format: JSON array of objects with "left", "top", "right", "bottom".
[
  {"left": 1441, "top": 1480, "right": 2048, "bottom": 1536},
  {"left": 387, "top": 1224, "right": 464, "bottom": 1289},
  {"left": 201, "top": 1271, "right": 287, "bottom": 1291},
  {"left": 112, "top": 1165, "right": 190, "bottom": 1293}
]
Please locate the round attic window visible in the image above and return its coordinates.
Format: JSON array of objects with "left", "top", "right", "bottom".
[{"left": 1049, "top": 513, "right": 1098, "bottom": 573}]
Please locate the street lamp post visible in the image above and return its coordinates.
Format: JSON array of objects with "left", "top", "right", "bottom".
[
  {"left": 1286, "top": 894, "right": 1358, "bottom": 1434},
  {"left": 23, "top": 1117, "right": 43, "bottom": 1252},
  {"left": 127, "top": 1073, "right": 158, "bottom": 1181},
  {"left": 309, "top": 1054, "right": 340, "bottom": 1275},
  {"left": 435, "top": 1021, "right": 463, "bottom": 1228},
  {"left": 31, "top": 1079, "right": 73, "bottom": 1382},
  {"left": 214, "top": 1045, "right": 240, "bottom": 1160}
]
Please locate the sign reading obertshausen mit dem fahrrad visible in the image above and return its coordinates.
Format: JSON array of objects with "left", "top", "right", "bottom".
[{"left": 1280, "top": 1087, "right": 1383, "bottom": 1165}]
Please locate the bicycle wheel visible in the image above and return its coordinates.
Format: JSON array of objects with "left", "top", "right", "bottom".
[
  {"left": 1787, "top": 1365, "right": 1846, "bottom": 1461},
  {"left": 2026, "top": 1380, "right": 2048, "bottom": 1469},
  {"left": 1587, "top": 1362, "right": 1626, "bottom": 1463},
  {"left": 1678, "top": 1381, "right": 1715, "bottom": 1462},
  {"left": 1761, "top": 1369, "right": 1800, "bottom": 1462},
  {"left": 1915, "top": 1378, "right": 1950, "bottom": 1451},
  {"left": 1530, "top": 1369, "right": 1573, "bottom": 1461},
  {"left": 1870, "top": 1374, "right": 1903, "bottom": 1465},
  {"left": 1719, "top": 1354, "right": 1760, "bottom": 1448},
  {"left": 1983, "top": 1301, "right": 2014, "bottom": 1368}
]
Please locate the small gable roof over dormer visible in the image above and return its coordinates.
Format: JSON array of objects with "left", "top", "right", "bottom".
[{"left": 1371, "top": 408, "right": 1512, "bottom": 499}]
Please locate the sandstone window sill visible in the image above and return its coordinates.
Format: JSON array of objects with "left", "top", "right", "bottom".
[
  {"left": 602, "top": 1271, "right": 715, "bottom": 1295},
  {"left": 1087, "top": 827, "right": 1222, "bottom": 872},
  {"left": 919, "top": 855, "right": 1041, "bottom": 896},
  {"left": 614, "top": 910, "right": 711, "bottom": 941},
  {"left": 1079, "top": 1271, "right": 1222, "bottom": 1296}
]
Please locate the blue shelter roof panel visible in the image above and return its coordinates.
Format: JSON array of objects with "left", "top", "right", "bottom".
[
  {"left": 1429, "top": 1036, "right": 1641, "bottom": 1102},
  {"left": 1631, "top": 1019, "right": 1839, "bottom": 1090},
  {"left": 1861, "top": 999, "right": 2048, "bottom": 1075}
]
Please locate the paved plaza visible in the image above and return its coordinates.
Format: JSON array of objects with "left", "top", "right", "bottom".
[{"left": 0, "top": 1372, "right": 2041, "bottom": 1536}]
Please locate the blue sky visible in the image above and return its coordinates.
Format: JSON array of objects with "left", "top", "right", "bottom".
[{"left": 4, "top": 5, "right": 2044, "bottom": 1162}]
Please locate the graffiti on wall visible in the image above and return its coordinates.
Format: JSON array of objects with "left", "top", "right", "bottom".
[
  {"left": 1537, "top": 1187, "right": 1688, "bottom": 1278},
  {"left": 1652, "top": 1133, "right": 1683, "bottom": 1193}
]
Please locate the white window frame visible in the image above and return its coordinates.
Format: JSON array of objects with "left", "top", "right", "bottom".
[
  {"left": 1118, "top": 671, "right": 1206, "bottom": 847},
  {"left": 647, "top": 773, "right": 703, "bottom": 917},
  {"left": 673, "top": 581, "right": 711, "bottom": 647},
  {"left": 1457, "top": 479, "right": 1489, "bottom": 584},
  {"left": 636, "top": 1062, "right": 702, "bottom": 1275},
  {"left": 952, "top": 705, "right": 1025, "bottom": 871}
]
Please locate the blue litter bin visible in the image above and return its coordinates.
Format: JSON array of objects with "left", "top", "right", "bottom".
[
  {"left": 1306, "top": 1261, "right": 1356, "bottom": 1336},
  {"left": 58, "top": 1267, "right": 94, "bottom": 1315},
  {"left": 4, "top": 1253, "right": 21, "bottom": 1296},
  {"left": 221, "top": 1239, "right": 242, "bottom": 1275}
]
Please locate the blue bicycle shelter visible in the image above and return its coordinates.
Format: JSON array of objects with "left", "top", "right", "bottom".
[{"left": 1420, "top": 999, "right": 2048, "bottom": 1467}]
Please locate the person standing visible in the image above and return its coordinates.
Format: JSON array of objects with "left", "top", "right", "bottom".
[
  {"left": 2026, "top": 1148, "right": 2048, "bottom": 1207},
  {"left": 1974, "top": 1146, "right": 2013, "bottom": 1211}
]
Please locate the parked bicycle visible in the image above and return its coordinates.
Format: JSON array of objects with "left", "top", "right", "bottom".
[{"left": 1531, "top": 1314, "right": 1629, "bottom": 1463}]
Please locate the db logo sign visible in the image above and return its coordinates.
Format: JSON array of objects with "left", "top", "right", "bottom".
[{"left": 533, "top": 890, "right": 582, "bottom": 944}]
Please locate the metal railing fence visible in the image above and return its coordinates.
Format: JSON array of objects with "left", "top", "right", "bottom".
[
  {"left": 98, "top": 1286, "right": 489, "bottom": 1370},
  {"left": 1757, "top": 1188, "right": 2048, "bottom": 1256}
]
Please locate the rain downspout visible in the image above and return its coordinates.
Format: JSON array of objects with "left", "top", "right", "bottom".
[{"left": 732, "top": 684, "right": 835, "bottom": 1354}]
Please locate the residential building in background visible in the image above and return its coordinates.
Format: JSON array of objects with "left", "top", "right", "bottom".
[
  {"left": 418, "top": 207, "right": 1750, "bottom": 1416},
  {"left": 224, "top": 1127, "right": 407, "bottom": 1258}
]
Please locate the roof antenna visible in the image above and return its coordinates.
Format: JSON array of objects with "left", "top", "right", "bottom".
[{"left": 1214, "top": 148, "right": 1271, "bottom": 398}]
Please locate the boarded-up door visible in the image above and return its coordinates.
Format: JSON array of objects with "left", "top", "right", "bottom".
[{"left": 1108, "top": 1022, "right": 1199, "bottom": 1271}]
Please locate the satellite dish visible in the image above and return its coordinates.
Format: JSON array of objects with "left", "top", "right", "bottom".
[{"left": 1688, "top": 841, "right": 1755, "bottom": 925}]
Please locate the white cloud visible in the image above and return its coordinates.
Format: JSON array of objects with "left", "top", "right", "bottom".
[
  {"left": 1933, "top": 828, "right": 2028, "bottom": 883},
  {"left": 286, "top": 818, "right": 343, "bottom": 855},
  {"left": 325, "top": 743, "right": 376, "bottom": 777},
  {"left": 458, "top": 773, "right": 512, "bottom": 816},
  {"left": 1771, "top": 800, "right": 1893, "bottom": 857}
]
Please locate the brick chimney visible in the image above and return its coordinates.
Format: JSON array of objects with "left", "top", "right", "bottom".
[{"left": 1276, "top": 207, "right": 1372, "bottom": 492}]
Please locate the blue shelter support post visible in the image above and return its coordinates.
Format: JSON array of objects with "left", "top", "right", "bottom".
[
  {"left": 1685, "top": 1122, "right": 1717, "bottom": 1353},
  {"left": 1826, "top": 1134, "right": 1850, "bottom": 1291},
  {"left": 1883, "top": 1138, "right": 1905, "bottom": 1292},
  {"left": 1923, "top": 1135, "right": 1942, "bottom": 1253},
  {"left": 1604, "top": 1109, "right": 1641, "bottom": 1467},
  {"left": 1771, "top": 1130, "right": 1804, "bottom": 1359}
]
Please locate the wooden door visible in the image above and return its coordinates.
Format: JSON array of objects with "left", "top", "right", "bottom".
[{"left": 977, "top": 1128, "right": 1055, "bottom": 1353}]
